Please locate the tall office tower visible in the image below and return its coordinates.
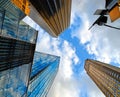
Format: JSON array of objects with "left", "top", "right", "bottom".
[
  {"left": 0, "top": 0, "right": 38, "bottom": 96},
  {"left": 85, "top": 59, "right": 120, "bottom": 97},
  {"left": 27, "top": 52, "right": 60, "bottom": 97},
  {"left": 28, "top": 0, "right": 72, "bottom": 37}
]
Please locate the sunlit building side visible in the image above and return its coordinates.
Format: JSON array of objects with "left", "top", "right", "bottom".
[
  {"left": 85, "top": 59, "right": 120, "bottom": 97},
  {"left": 27, "top": 52, "right": 60, "bottom": 97}
]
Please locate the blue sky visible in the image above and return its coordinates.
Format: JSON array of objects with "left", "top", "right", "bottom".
[{"left": 24, "top": 0, "right": 120, "bottom": 97}]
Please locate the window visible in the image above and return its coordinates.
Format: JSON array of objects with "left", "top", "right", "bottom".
[
  {"left": 2, "top": 10, "right": 19, "bottom": 38},
  {"left": 27, "top": 27, "right": 37, "bottom": 43},
  {"left": 0, "top": 8, "right": 5, "bottom": 33},
  {"left": 18, "top": 21, "right": 29, "bottom": 41}
]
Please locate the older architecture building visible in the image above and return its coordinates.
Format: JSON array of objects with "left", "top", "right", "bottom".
[
  {"left": 85, "top": 59, "right": 120, "bottom": 97},
  {"left": 29, "top": 0, "right": 72, "bottom": 37}
]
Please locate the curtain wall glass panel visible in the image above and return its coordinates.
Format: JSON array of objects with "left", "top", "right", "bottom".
[
  {"left": 27, "top": 52, "right": 60, "bottom": 97},
  {"left": 0, "top": 63, "right": 31, "bottom": 97},
  {"left": 0, "top": 1, "right": 38, "bottom": 97},
  {"left": 0, "top": 0, "right": 38, "bottom": 44},
  {"left": 0, "top": 36, "right": 35, "bottom": 71}
]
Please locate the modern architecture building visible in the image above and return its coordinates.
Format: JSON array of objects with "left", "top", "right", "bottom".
[
  {"left": 27, "top": 52, "right": 60, "bottom": 97},
  {"left": 28, "top": 0, "right": 72, "bottom": 37},
  {"left": 0, "top": 1, "right": 38, "bottom": 96},
  {"left": 85, "top": 59, "right": 120, "bottom": 97},
  {"left": 0, "top": 0, "right": 60, "bottom": 97},
  {"left": 6, "top": 0, "right": 72, "bottom": 37}
]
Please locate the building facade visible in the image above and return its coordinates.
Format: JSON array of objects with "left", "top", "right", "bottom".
[
  {"left": 85, "top": 59, "right": 120, "bottom": 97},
  {"left": 0, "top": 0, "right": 60, "bottom": 97},
  {"left": 28, "top": 0, "right": 72, "bottom": 37},
  {"left": 9, "top": 0, "right": 72, "bottom": 37},
  {"left": 27, "top": 52, "right": 60, "bottom": 97},
  {"left": 0, "top": 1, "right": 38, "bottom": 96}
]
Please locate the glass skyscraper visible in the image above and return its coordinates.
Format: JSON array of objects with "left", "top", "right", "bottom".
[
  {"left": 0, "top": 0, "right": 38, "bottom": 96},
  {"left": 27, "top": 52, "right": 60, "bottom": 97},
  {"left": 0, "top": 0, "right": 60, "bottom": 97}
]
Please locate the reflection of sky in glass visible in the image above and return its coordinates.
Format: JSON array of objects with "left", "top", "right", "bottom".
[
  {"left": 0, "top": 63, "right": 31, "bottom": 97},
  {"left": 2, "top": 11, "right": 18, "bottom": 38},
  {"left": 0, "top": 1, "right": 37, "bottom": 44},
  {"left": 31, "top": 52, "right": 59, "bottom": 78},
  {"left": 18, "top": 21, "right": 37, "bottom": 43},
  {"left": 28, "top": 52, "right": 60, "bottom": 97}
]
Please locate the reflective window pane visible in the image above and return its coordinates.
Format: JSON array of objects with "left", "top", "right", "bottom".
[
  {"left": 18, "top": 21, "right": 29, "bottom": 41},
  {"left": 0, "top": 63, "right": 31, "bottom": 97},
  {"left": 27, "top": 27, "right": 37, "bottom": 43},
  {"left": 0, "top": 8, "right": 4, "bottom": 33},
  {"left": 2, "top": 11, "right": 18, "bottom": 38}
]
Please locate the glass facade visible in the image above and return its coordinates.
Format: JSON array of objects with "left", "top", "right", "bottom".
[
  {"left": 27, "top": 52, "right": 60, "bottom": 97},
  {"left": 0, "top": 1, "right": 60, "bottom": 97},
  {"left": 18, "top": 21, "right": 37, "bottom": 43},
  {"left": 0, "top": 36, "right": 36, "bottom": 72},
  {"left": 0, "top": 0, "right": 38, "bottom": 44},
  {"left": 0, "top": 10, "right": 37, "bottom": 44},
  {"left": 0, "top": 1, "right": 38, "bottom": 71},
  {"left": 0, "top": 0, "right": 25, "bottom": 21},
  {"left": 0, "top": 0, "right": 38, "bottom": 97},
  {"left": 0, "top": 63, "right": 31, "bottom": 97}
]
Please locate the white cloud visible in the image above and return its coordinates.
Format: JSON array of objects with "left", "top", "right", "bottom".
[
  {"left": 71, "top": 15, "right": 92, "bottom": 44},
  {"left": 71, "top": 0, "right": 120, "bottom": 65},
  {"left": 70, "top": 0, "right": 120, "bottom": 96},
  {"left": 23, "top": 16, "right": 81, "bottom": 97},
  {"left": 86, "top": 25, "right": 120, "bottom": 64},
  {"left": 23, "top": 0, "right": 120, "bottom": 96},
  {"left": 34, "top": 26, "right": 80, "bottom": 97}
]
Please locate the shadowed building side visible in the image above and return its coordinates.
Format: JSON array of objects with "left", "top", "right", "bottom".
[
  {"left": 85, "top": 59, "right": 120, "bottom": 97},
  {"left": 28, "top": 0, "right": 72, "bottom": 37},
  {"left": 29, "top": 4, "right": 57, "bottom": 37}
]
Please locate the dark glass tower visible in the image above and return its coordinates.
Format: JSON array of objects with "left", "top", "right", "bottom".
[
  {"left": 29, "top": 0, "right": 72, "bottom": 37},
  {"left": 0, "top": 0, "right": 38, "bottom": 96},
  {"left": 27, "top": 52, "right": 60, "bottom": 97},
  {"left": 85, "top": 59, "right": 120, "bottom": 97}
]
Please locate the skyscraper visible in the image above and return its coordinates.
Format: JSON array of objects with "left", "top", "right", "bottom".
[
  {"left": 85, "top": 59, "right": 120, "bottom": 97},
  {"left": 10, "top": 0, "right": 72, "bottom": 37},
  {"left": 0, "top": 0, "right": 60, "bottom": 97},
  {"left": 28, "top": 0, "right": 72, "bottom": 37},
  {"left": 0, "top": 1, "right": 38, "bottom": 96},
  {"left": 27, "top": 52, "right": 60, "bottom": 97}
]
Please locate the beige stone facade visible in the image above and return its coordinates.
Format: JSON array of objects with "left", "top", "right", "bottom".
[{"left": 85, "top": 59, "right": 120, "bottom": 97}]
